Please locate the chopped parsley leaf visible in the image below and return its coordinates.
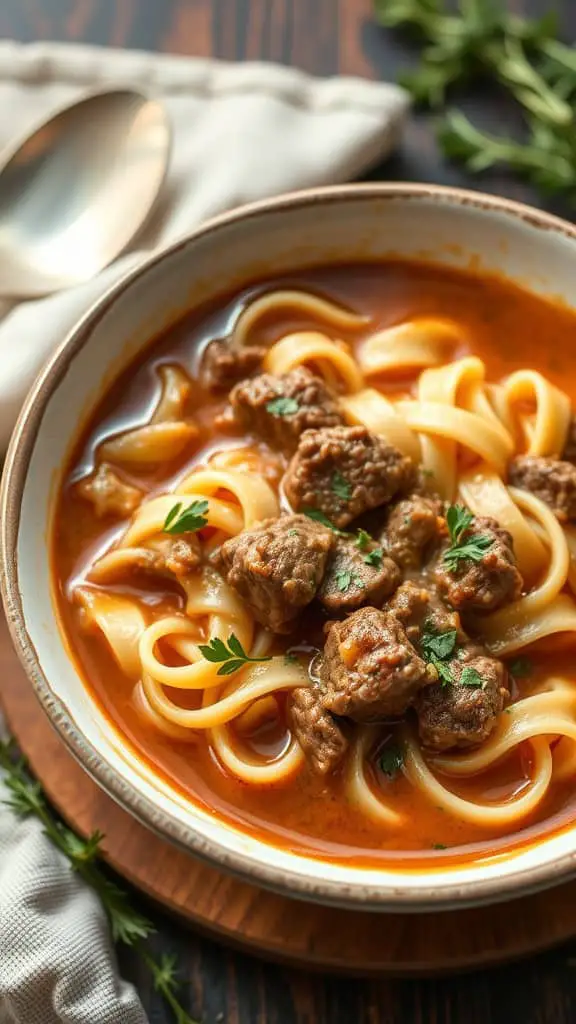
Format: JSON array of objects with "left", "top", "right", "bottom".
[
  {"left": 459, "top": 666, "right": 485, "bottom": 688},
  {"left": 420, "top": 622, "right": 458, "bottom": 688},
  {"left": 443, "top": 503, "right": 494, "bottom": 573},
  {"left": 363, "top": 547, "right": 384, "bottom": 568},
  {"left": 355, "top": 528, "right": 372, "bottom": 551},
  {"left": 198, "top": 634, "right": 272, "bottom": 676},
  {"left": 303, "top": 508, "right": 344, "bottom": 534},
  {"left": 380, "top": 743, "right": 404, "bottom": 780},
  {"left": 403, "top": 516, "right": 412, "bottom": 527},
  {"left": 265, "top": 396, "right": 299, "bottom": 417},
  {"left": 163, "top": 499, "right": 209, "bottom": 535},
  {"left": 331, "top": 470, "right": 352, "bottom": 502},
  {"left": 509, "top": 656, "right": 533, "bottom": 679},
  {"left": 420, "top": 623, "right": 458, "bottom": 661},
  {"left": 335, "top": 570, "right": 363, "bottom": 592},
  {"left": 287, "top": 529, "right": 299, "bottom": 536},
  {"left": 432, "top": 842, "right": 447, "bottom": 850},
  {"left": 284, "top": 652, "right": 299, "bottom": 666},
  {"left": 422, "top": 468, "right": 435, "bottom": 478}
]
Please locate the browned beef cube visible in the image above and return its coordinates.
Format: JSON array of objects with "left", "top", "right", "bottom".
[
  {"left": 76, "top": 463, "right": 142, "bottom": 518},
  {"left": 416, "top": 652, "right": 509, "bottom": 751},
  {"left": 284, "top": 426, "right": 414, "bottom": 529},
  {"left": 435, "top": 516, "right": 522, "bottom": 613},
  {"left": 200, "top": 340, "right": 265, "bottom": 391},
  {"left": 508, "top": 454, "right": 576, "bottom": 522},
  {"left": 318, "top": 536, "right": 400, "bottom": 614},
  {"left": 288, "top": 685, "right": 349, "bottom": 775},
  {"left": 382, "top": 493, "right": 444, "bottom": 569},
  {"left": 388, "top": 581, "right": 466, "bottom": 648},
  {"left": 229, "top": 368, "right": 345, "bottom": 454},
  {"left": 319, "top": 607, "right": 430, "bottom": 721},
  {"left": 218, "top": 514, "right": 333, "bottom": 634}
]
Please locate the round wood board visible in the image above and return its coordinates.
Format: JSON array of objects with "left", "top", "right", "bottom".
[{"left": 2, "top": 617, "right": 576, "bottom": 976}]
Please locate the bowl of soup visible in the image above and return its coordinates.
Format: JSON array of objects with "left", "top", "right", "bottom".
[{"left": 4, "top": 183, "right": 576, "bottom": 911}]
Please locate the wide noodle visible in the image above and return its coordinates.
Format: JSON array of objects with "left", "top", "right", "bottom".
[{"left": 67, "top": 280, "right": 576, "bottom": 845}]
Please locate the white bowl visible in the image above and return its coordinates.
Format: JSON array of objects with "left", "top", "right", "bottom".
[{"left": 4, "top": 183, "right": 576, "bottom": 911}]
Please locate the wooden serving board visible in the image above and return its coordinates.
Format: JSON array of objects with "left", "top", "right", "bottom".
[{"left": 2, "top": 613, "right": 576, "bottom": 976}]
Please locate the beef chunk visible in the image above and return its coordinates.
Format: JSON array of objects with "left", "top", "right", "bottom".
[
  {"left": 218, "top": 514, "right": 333, "bottom": 634},
  {"left": 435, "top": 516, "right": 522, "bottom": 613},
  {"left": 77, "top": 463, "right": 142, "bottom": 518},
  {"left": 319, "top": 607, "right": 430, "bottom": 721},
  {"left": 288, "top": 685, "right": 349, "bottom": 775},
  {"left": 284, "top": 425, "right": 414, "bottom": 529},
  {"left": 318, "top": 536, "right": 400, "bottom": 614},
  {"left": 161, "top": 538, "right": 202, "bottom": 577},
  {"left": 508, "top": 454, "right": 576, "bottom": 522},
  {"left": 382, "top": 493, "right": 444, "bottom": 569},
  {"left": 229, "top": 368, "right": 344, "bottom": 454},
  {"left": 416, "top": 652, "right": 509, "bottom": 751},
  {"left": 388, "top": 581, "right": 466, "bottom": 647},
  {"left": 200, "top": 340, "right": 265, "bottom": 391}
]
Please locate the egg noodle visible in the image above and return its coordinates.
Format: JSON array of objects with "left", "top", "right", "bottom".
[{"left": 72, "top": 288, "right": 576, "bottom": 834}]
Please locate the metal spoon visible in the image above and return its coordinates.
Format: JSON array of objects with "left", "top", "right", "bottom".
[{"left": 0, "top": 88, "right": 171, "bottom": 300}]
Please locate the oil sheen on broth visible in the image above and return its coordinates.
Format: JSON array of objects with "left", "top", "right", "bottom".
[{"left": 53, "top": 260, "right": 576, "bottom": 867}]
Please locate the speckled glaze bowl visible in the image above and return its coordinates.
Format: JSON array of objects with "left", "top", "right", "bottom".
[{"left": 4, "top": 184, "right": 576, "bottom": 911}]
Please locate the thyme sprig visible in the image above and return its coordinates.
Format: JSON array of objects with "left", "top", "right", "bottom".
[{"left": 0, "top": 741, "right": 199, "bottom": 1024}]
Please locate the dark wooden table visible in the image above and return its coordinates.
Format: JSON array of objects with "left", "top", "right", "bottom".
[{"left": 1, "top": 2, "right": 576, "bottom": 1022}]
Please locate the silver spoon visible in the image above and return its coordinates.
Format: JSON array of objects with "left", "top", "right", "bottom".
[{"left": 0, "top": 88, "right": 171, "bottom": 300}]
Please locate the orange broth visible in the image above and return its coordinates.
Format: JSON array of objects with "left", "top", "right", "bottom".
[{"left": 52, "top": 260, "right": 576, "bottom": 866}]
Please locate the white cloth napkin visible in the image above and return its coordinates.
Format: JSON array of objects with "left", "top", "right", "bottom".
[{"left": 0, "top": 40, "right": 408, "bottom": 1024}]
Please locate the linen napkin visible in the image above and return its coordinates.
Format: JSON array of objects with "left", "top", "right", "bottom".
[{"left": 0, "top": 39, "right": 408, "bottom": 1024}]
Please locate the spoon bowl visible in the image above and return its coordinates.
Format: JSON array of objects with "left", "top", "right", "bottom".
[{"left": 0, "top": 89, "right": 171, "bottom": 299}]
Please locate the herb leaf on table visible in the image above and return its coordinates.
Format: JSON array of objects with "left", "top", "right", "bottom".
[
  {"left": 0, "top": 740, "right": 199, "bottom": 1024},
  {"left": 373, "top": 0, "right": 576, "bottom": 202}
]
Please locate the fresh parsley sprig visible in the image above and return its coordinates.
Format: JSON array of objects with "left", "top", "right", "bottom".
[
  {"left": 198, "top": 633, "right": 272, "bottom": 675},
  {"left": 163, "top": 500, "right": 208, "bottom": 535},
  {"left": 420, "top": 621, "right": 458, "bottom": 687},
  {"left": 266, "top": 396, "right": 299, "bottom": 417},
  {"left": 442, "top": 504, "right": 493, "bottom": 573},
  {"left": 303, "top": 508, "right": 347, "bottom": 535},
  {"left": 0, "top": 741, "right": 198, "bottom": 1024},
  {"left": 380, "top": 741, "right": 405, "bottom": 779},
  {"left": 373, "top": 0, "right": 576, "bottom": 203}
]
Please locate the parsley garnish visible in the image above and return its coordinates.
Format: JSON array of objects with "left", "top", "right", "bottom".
[
  {"left": 509, "top": 656, "right": 532, "bottom": 679},
  {"left": 420, "top": 622, "right": 458, "bottom": 688},
  {"left": 163, "top": 499, "right": 208, "bottom": 535},
  {"left": 198, "top": 634, "right": 272, "bottom": 676},
  {"left": 331, "top": 471, "right": 352, "bottom": 501},
  {"left": 460, "top": 666, "right": 485, "bottom": 688},
  {"left": 303, "top": 508, "right": 345, "bottom": 534},
  {"left": 284, "top": 652, "right": 299, "bottom": 666},
  {"left": 432, "top": 843, "right": 447, "bottom": 850},
  {"left": 380, "top": 743, "right": 405, "bottom": 779},
  {"left": 266, "top": 396, "right": 299, "bottom": 417},
  {"left": 355, "top": 528, "right": 372, "bottom": 551},
  {"left": 363, "top": 547, "right": 384, "bottom": 568},
  {"left": 335, "top": 570, "right": 363, "bottom": 592},
  {"left": 443, "top": 504, "right": 494, "bottom": 573}
]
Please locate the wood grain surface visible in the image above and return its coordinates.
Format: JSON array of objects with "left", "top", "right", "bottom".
[{"left": 2, "top": 2, "right": 576, "bottom": 1022}]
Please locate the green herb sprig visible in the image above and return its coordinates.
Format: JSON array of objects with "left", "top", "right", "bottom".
[
  {"left": 0, "top": 741, "right": 198, "bottom": 1024},
  {"left": 443, "top": 504, "right": 493, "bottom": 573},
  {"left": 266, "top": 396, "right": 299, "bottom": 417},
  {"left": 303, "top": 508, "right": 346, "bottom": 535},
  {"left": 163, "top": 500, "right": 208, "bottom": 535},
  {"left": 198, "top": 633, "right": 272, "bottom": 675},
  {"left": 420, "top": 621, "right": 458, "bottom": 686},
  {"left": 380, "top": 742, "right": 405, "bottom": 779},
  {"left": 373, "top": 0, "right": 576, "bottom": 202}
]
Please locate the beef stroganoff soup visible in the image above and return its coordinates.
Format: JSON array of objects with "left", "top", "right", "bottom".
[{"left": 53, "top": 261, "right": 576, "bottom": 865}]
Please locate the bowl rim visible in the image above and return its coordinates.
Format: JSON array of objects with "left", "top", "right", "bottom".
[{"left": 4, "top": 181, "right": 576, "bottom": 911}]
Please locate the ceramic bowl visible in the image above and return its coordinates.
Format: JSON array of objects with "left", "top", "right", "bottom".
[{"left": 4, "top": 184, "right": 576, "bottom": 912}]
